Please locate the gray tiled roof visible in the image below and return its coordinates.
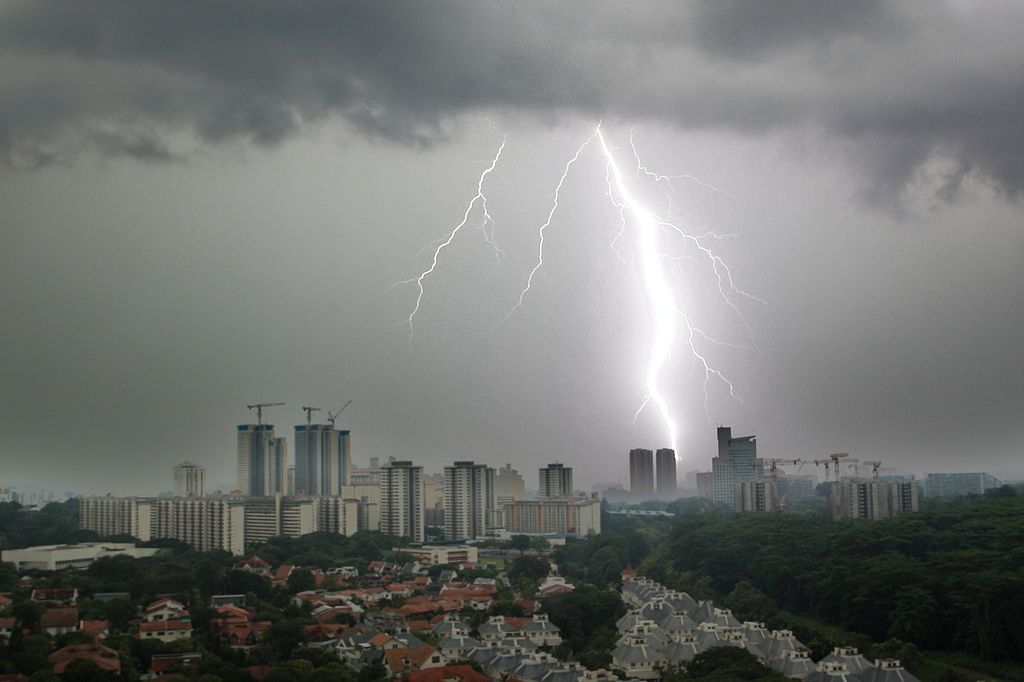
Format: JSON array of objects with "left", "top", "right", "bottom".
[
  {"left": 611, "top": 640, "right": 666, "bottom": 665},
  {"left": 860, "top": 661, "right": 920, "bottom": 682},
  {"left": 663, "top": 639, "right": 701, "bottom": 663},
  {"left": 820, "top": 648, "right": 870, "bottom": 674},
  {"left": 658, "top": 613, "right": 699, "bottom": 634}
]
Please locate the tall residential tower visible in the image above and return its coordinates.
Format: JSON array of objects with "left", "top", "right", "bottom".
[
  {"left": 173, "top": 461, "right": 205, "bottom": 497},
  {"left": 443, "top": 461, "right": 497, "bottom": 541},
  {"left": 380, "top": 461, "right": 425, "bottom": 542},
  {"left": 539, "top": 463, "right": 573, "bottom": 498},
  {"left": 629, "top": 448, "right": 655, "bottom": 496},
  {"left": 655, "top": 448, "right": 677, "bottom": 496}
]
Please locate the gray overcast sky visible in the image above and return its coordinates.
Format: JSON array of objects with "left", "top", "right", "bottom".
[{"left": 1, "top": 1, "right": 1022, "bottom": 494}]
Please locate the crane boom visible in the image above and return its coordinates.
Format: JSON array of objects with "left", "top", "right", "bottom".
[
  {"left": 327, "top": 400, "right": 353, "bottom": 426},
  {"left": 247, "top": 401, "right": 285, "bottom": 425}
]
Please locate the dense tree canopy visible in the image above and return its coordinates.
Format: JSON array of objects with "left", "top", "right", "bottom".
[{"left": 647, "top": 495, "right": 1024, "bottom": 662}]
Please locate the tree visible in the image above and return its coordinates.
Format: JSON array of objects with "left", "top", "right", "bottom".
[
  {"left": 509, "top": 535, "right": 531, "bottom": 552},
  {"left": 508, "top": 556, "right": 549, "bottom": 583},
  {"left": 286, "top": 569, "right": 316, "bottom": 594},
  {"left": 682, "top": 647, "right": 789, "bottom": 680}
]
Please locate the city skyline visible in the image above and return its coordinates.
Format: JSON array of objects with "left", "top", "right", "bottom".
[{"left": 2, "top": 3, "right": 1023, "bottom": 495}]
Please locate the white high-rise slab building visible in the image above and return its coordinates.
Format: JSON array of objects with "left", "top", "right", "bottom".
[
  {"left": 539, "top": 463, "right": 573, "bottom": 499},
  {"left": 444, "top": 461, "right": 497, "bottom": 541},
  {"left": 380, "top": 461, "right": 425, "bottom": 542},
  {"left": 173, "top": 461, "right": 205, "bottom": 497}
]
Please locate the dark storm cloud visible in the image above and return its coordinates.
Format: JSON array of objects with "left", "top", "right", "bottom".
[{"left": 1, "top": 1, "right": 1023, "bottom": 199}]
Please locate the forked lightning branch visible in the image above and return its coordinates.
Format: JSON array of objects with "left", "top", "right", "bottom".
[{"left": 395, "top": 124, "right": 761, "bottom": 454}]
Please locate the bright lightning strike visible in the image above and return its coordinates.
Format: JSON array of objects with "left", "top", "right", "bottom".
[
  {"left": 397, "top": 124, "right": 760, "bottom": 458},
  {"left": 399, "top": 137, "right": 506, "bottom": 345},
  {"left": 505, "top": 132, "right": 596, "bottom": 320},
  {"left": 597, "top": 125, "right": 681, "bottom": 453}
]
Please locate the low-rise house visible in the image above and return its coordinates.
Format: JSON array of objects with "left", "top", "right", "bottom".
[
  {"left": 41, "top": 607, "right": 79, "bottom": 637},
  {"left": 383, "top": 645, "right": 446, "bottom": 676},
  {"left": 820, "top": 646, "right": 870, "bottom": 675},
  {"left": 861, "top": 659, "right": 921, "bottom": 682},
  {"left": 143, "top": 597, "right": 189, "bottom": 622},
  {"left": 478, "top": 615, "right": 524, "bottom": 642},
  {"left": 439, "top": 635, "right": 481, "bottom": 659},
  {"left": 663, "top": 634, "right": 701, "bottom": 664},
  {"left": 523, "top": 613, "right": 562, "bottom": 647},
  {"left": 805, "top": 661, "right": 859, "bottom": 681},
  {"left": 31, "top": 588, "right": 77, "bottom": 605},
  {"left": 93, "top": 592, "right": 131, "bottom": 602},
  {"left": 0, "top": 616, "right": 16, "bottom": 639},
  {"left": 210, "top": 594, "right": 246, "bottom": 608},
  {"left": 537, "top": 575, "right": 574, "bottom": 597},
  {"left": 149, "top": 652, "right": 202, "bottom": 678},
  {"left": 49, "top": 642, "right": 120, "bottom": 675},
  {"left": 512, "top": 651, "right": 559, "bottom": 681},
  {"left": 770, "top": 649, "right": 815, "bottom": 678},
  {"left": 238, "top": 556, "right": 272, "bottom": 575},
  {"left": 399, "top": 664, "right": 489, "bottom": 682},
  {"left": 80, "top": 619, "right": 109, "bottom": 639},
  {"left": 138, "top": 619, "right": 192, "bottom": 643},
  {"left": 223, "top": 620, "right": 271, "bottom": 650},
  {"left": 610, "top": 635, "right": 665, "bottom": 680}
]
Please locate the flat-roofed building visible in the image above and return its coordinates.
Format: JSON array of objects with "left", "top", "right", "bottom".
[
  {"left": 2, "top": 543, "right": 159, "bottom": 571},
  {"left": 401, "top": 545, "right": 478, "bottom": 567},
  {"left": 504, "top": 497, "right": 601, "bottom": 537}
]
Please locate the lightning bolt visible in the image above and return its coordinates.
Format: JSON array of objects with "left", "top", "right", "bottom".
[
  {"left": 597, "top": 125, "right": 681, "bottom": 453},
  {"left": 398, "top": 136, "right": 507, "bottom": 344},
  {"left": 398, "top": 124, "right": 760, "bottom": 460},
  {"left": 505, "top": 132, "right": 596, "bottom": 320}
]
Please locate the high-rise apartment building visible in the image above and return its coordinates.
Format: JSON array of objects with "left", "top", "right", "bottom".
[
  {"left": 830, "top": 478, "right": 920, "bottom": 520},
  {"left": 444, "top": 461, "right": 497, "bottom": 541},
  {"left": 735, "top": 479, "right": 778, "bottom": 512},
  {"left": 495, "top": 464, "right": 525, "bottom": 502},
  {"left": 695, "top": 472, "right": 714, "bottom": 500},
  {"left": 924, "top": 472, "right": 1002, "bottom": 499},
  {"left": 237, "top": 425, "right": 287, "bottom": 496},
  {"left": 503, "top": 497, "right": 602, "bottom": 536},
  {"left": 655, "top": 448, "right": 677, "bottom": 496},
  {"left": 711, "top": 427, "right": 760, "bottom": 507},
  {"left": 243, "top": 495, "right": 316, "bottom": 546},
  {"left": 78, "top": 497, "right": 152, "bottom": 539},
  {"left": 149, "top": 496, "right": 246, "bottom": 554},
  {"left": 380, "top": 461, "right": 425, "bottom": 542},
  {"left": 81, "top": 494, "right": 370, "bottom": 555},
  {"left": 629, "top": 448, "right": 655, "bottom": 496},
  {"left": 173, "top": 461, "right": 205, "bottom": 498},
  {"left": 539, "top": 463, "right": 573, "bottom": 499},
  {"left": 294, "top": 424, "right": 351, "bottom": 496}
]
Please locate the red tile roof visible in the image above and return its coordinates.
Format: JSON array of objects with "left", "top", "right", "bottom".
[
  {"left": 401, "top": 665, "right": 490, "bottom": 682},
  {"left": 384, "top": 645, "right": 441, "bottom": 674},
  {"left": 41, "top": 607, "right": 78, "bottom": 629},
  {"left": 49, "top": 642, "right": 120, "bottom": 674}
]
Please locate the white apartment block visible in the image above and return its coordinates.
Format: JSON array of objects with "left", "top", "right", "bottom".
[
  {"left": 539, "top": 464, "right": 573, "bottom": 499},
  {"left": 925, "top": 472, "right": 1002, "bottom": 498},
  {"left": 444, "top": 461, "right": 497, "bottom": 541},
  {"left": 380, "top": 461, "right": 425, "bottom": 542},
  {"left": 172, "top": 461, "right": 205, "bottom": 497},
  {"left": 81, "top": 494, "right": 375, "bottom": 555},
  {"left": 503, "top": 497, "right": 601, "bottom": 537},
  {"left": 831, "top": 478, "right": 920, "bottom": 520}
]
